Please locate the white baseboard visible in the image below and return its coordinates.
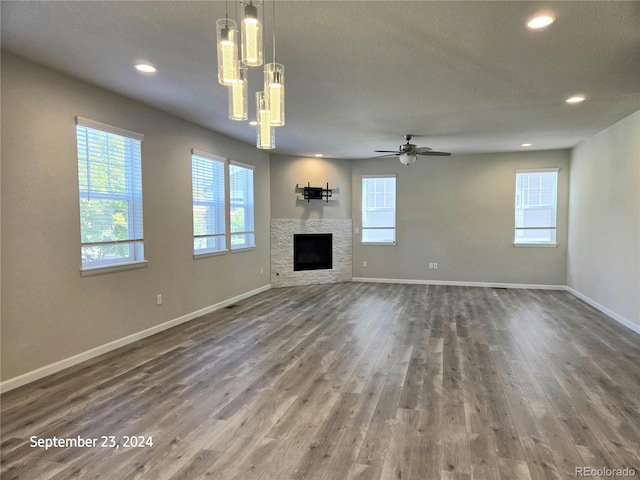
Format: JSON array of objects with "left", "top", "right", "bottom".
[
  {"left": 352, "top": 277, "right": 566, "bottom": 290},
  {"left": 566, "top": 286, "right": 640, "bottom": 335},
  {"left": 0, "top": 284, "right": 272, "bottom": 394}
]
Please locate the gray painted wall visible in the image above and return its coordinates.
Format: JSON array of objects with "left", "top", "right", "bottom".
[
  {"left": 1, "top": 54, "right": 271, "bottom": 382},
  {"left": 568, "top": 110, "right": 640, "bottom": 328},
  {"left": 351, "top": 151, "right": 570, "bottom": 285},
  {"left": 2, "top": 51, "right": 636, "bottom": 387},
  {"left": 270, "top": 154, "right": 352, "bottom": 219}
]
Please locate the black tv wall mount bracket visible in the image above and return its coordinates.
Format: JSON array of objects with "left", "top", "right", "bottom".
[{"left": 296, "top": 182, "right": 333, "bottom": 203}]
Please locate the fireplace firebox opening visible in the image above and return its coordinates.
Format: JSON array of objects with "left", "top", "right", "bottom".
[{"left": 293, "top": 233, "right": 332, "bottom": 271}]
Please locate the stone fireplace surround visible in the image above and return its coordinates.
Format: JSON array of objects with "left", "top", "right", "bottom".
[{"left": 271, "top": 219, "right": 352, "bottom": 287}]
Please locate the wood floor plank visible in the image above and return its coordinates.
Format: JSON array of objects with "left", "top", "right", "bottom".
[
  {"left": 459, "top": 338, "right": 501, "bottom": 480},
  {"left": 497, "top": 457, "right": 534, "bottom": 480},
  {"left": 166, "top": 448, "right": 219, "bottom": 480},
  {"left": 412, "top": 337, "right": 444, "bottom": 480},
  {"left": 502, "top": 393, "right": 564, "bottom": 480},
  {"left": 441, "top": 316, "right": 472, "bottom": 478},
  {"left": 2, "top": 283, "right": 639, "bottom": 480},
  {"left": 352, "top": 364, "right": 408, "bottom": 480},
  {"left": 379, "top": 408, "right": 420, "bottom": 480}
]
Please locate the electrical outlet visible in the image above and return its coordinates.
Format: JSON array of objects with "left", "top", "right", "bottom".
[
  {"left": 434, "top": 263, "right": 438, "bottom": 270},
  {"left": 363, "top": 260, "right": 368, "bottom": 268},
  {"left": 429, "top": 263, "right": 434, "bottom": 269},
  {"left": 355, "top": 227, "right": 360, "bottom": 234},
  {"left": 156, "top": 294, "right": 162, "bottom": 306},
  {"left": 260, "top": 267, "right": 264, "bottom": 275}
]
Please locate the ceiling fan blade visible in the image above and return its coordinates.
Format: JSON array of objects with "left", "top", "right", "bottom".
[
  {"left": 374, "top": 150, "right": 401, "bottom": 153},
  {"left": 369, "top": 153, "right": 398, "bottom": 159},
  {"left": 414, "top": 147, "right": 433, "bottom": 153},
  {"left": 417, "top": 151, "right": 451, "bottom": 156}
]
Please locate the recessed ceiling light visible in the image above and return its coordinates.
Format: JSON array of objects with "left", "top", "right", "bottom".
[
  {"left": 314, "top": 154, "right": 324, "bottom": 157},
  {"left": 135, "top": 63, "right": 157, "bottom": 74},
  {"left": 526, "top": 12, "right": 556, "bottom": 30},
  {"left": 521, "top": 143, "right": 532, "bottom": 147},
  {"left": 566, "top": 95, "right": 586, "bottom": 104}
]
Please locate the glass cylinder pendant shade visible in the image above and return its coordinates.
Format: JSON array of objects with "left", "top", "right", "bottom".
[
  {"left": 264, "top": 63, "right": 285, "bottom": 126},
  {"left": 216, "top": 19, "right": 238, "bottom": 86},
  {"left": 242, "top": 3, "right": 263, "bottom": 66},
  {"left": 256, "top": 91, "right": 275, "bottom": 149},
  {"left": 229, "top": 64, "right": 248, "bottom": 121}
]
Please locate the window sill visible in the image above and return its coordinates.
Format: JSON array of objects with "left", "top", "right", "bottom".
[
  {"left": 230, "top": 246, "right": 256, "bottom": 253},
  {"left": 361, "top": 242, "right": 396, "bottom": 246},
  {"left": 193, "top": 250, "right": 228, "bottom": 260},
  {"left": 513, "top": 243, "right": 558, "bottom": 248},
  {"left": 81, "top": 260, "right": 148, "bottom": 276}
]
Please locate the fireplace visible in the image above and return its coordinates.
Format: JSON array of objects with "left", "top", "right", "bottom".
[
  {"left": 271, "top": 219, "right": 351, "bottom": 287},
  {"left": 293, "top": 233, "right": 332, "bottom": 271}
]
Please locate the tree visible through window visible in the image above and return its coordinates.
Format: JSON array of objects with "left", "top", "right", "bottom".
[
  {"left": 76, "top": 118, "right": 144, "bottom": 269},
  {"left": 192, "top": 151, "right": 226, "bottom": 255},
  {"left": 229, "top": 161, "right": 255, "bottom": 249}
]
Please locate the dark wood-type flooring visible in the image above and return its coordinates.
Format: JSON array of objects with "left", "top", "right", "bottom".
[{"left": 2, "top": 283, "right": 639, "bottom": 479}]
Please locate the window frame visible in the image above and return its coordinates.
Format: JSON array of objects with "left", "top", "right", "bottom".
[
  {"left": 191, "top": 149, "right": 228, "bottom": 257},
  {"left": 361, "top": 174, "right": 397, "bottom": 245},
  {"left": 514, "top": 167, "right": 559, "bottom": 247},
  {"left": 229, "top": 160, "right": 256, "bottom": 251},
  {"left": 75, "top": 117, "right": 146, "bottom": 273}
]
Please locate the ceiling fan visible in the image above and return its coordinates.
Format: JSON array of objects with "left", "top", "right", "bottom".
[{"left": 374, "top": 135, "right": 451, "bottom": 165}]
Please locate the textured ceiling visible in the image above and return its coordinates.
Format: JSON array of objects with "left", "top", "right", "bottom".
[{"left": 2, "top": 1, "right": 639, "bottom": 158}]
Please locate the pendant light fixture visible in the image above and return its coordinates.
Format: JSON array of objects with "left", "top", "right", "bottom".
[
  {"left": 256, "top": 91, "right": 275, "bottom": 149},
  {"left": 241, "top": 1, "right": 263, "bottom": 67},
  {"left": 264, "top": 64, "right": 284, "bottom": 126},
  {"left": 216, "top": 0, "right": 285, "bottom": 150},
  {"left": 216, "top": 10, "right": 238, "bottom": 86},
  {"left": 264, "top": 0, "right": 284, "bottom": 126},
  {"left": 229, "top": 63, "right": 248, "bottom": 120}
]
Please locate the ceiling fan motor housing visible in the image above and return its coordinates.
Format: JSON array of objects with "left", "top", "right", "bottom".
[{"left": 400, "top": 143, "right": 416, "bottom": 153}]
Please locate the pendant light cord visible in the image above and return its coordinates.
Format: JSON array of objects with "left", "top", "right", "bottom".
[{"left": 272, "top": 0, "right": 276, "bottom": 63}]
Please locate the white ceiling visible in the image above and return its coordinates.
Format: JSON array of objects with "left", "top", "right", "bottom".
[{"left": 2, "top": 1, "right": 639, "bottom": 158}]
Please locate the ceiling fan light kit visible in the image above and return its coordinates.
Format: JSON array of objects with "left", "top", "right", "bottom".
[
  {"left": 399, "top": 154, "right": 417, "bottom": 165},
  {"left": 217, "top": 0, "right": 285, "bottom": 150}
]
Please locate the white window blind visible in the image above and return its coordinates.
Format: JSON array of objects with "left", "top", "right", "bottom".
[
  {"left": 75, "top": 117, "right": 144, "bottom": 269},
  {"left": 514, "top": 168, "right": 559, "bottom": 245},
  {"left": 229, "top": 160, "right": 255, "bottom": 249},
  {"left": 192, "top": 150, "right": 227, "bottom": 255},
  {"left": 362, "top": 175, "right": 396, "bottom": 244}
]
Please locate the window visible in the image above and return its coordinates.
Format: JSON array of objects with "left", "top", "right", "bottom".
[
  {"left": 362, "top": 175, "right": 396, "bottom": 244},
  {"left": 76, "top": 117, "right": 144, "bottom": 269},
  {"left": 229, "top": 160, "right": 255, "bottom": 250},
  {"left": 514, "top": 168, "right": 559, "bottom": 245},
  {"left": 192, "top": 150, "right": 227, "bottom": 255}
]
